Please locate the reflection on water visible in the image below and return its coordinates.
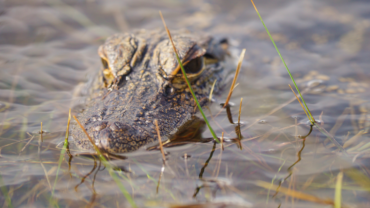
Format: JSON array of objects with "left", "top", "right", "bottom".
[{"left": 1, "top": 0, "right": 370, "bottom": 207}]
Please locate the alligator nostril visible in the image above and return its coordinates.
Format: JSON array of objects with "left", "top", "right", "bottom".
[
  {"left": 96, "top": 137, "right": 109, "bottom": 149},
  {"left": 95, "top": 128, "right": 111, "bottom": 150},
  {"left": 164, "top": 85, "right": 174, "bottom": 96},
  {"left": 92, "top": 121, "right": 108, "bottom": 131},
  {"left": 90, "top": 115, "right": 98, "bottom": 122},
  {"left": 109, "top": 122, "right": 124, "bottom": 131}
]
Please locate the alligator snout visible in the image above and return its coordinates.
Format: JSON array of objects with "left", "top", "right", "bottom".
[{"left": 82, "top": 120, "right": 154, "bottom": 153}]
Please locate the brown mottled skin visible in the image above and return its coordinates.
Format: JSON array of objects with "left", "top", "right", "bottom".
[{"left": 72, "top": 29, "right": 231, "bottom": 153}]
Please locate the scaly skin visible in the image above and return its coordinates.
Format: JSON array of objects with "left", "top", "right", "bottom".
[{"left": 72, "top": 29, "right": 230, "bottom": 153}]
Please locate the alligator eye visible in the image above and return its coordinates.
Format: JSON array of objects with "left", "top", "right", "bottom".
[
  {"left": 203, "top": 53, "right": 219, "bottom": 65},
  {"left": 204, "top": 53, "right": 216, "bottom": 59},
  {"left": 184, "top": 57, "right": 203, "bottom": 74}
]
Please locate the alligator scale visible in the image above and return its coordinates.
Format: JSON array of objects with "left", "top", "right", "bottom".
[{"left": 72, "top": 29, "right": 232, "bottom": 153}]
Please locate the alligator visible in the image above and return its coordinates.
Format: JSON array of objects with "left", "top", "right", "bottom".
[{"left": 71, "top": 29, "right": 232, "bottom": 153}]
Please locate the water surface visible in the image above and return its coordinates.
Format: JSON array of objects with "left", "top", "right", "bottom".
[{"left": 1, "top": 0, "right": 370, "bottom": 207}]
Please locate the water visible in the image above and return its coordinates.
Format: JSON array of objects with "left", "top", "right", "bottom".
[{"left": 1, "top": 0, "right": 370, "bottom": 207}]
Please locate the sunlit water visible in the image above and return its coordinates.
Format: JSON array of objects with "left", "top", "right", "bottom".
[{"left": 1, "top": 0, "right": 370, "bottom": 207}]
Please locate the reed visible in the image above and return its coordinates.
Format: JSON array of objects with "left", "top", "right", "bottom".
[
  {"left": 154, "top": 119, "right": 166, "bottom": 162},
  {"left": 209, "top": 79, "right": 217, "bottom": 101},
  {"left": 223, "top": 49, "right": 246, "bottom": 108},
  {"left": 238, "top": 98, "right": 243, "bottom": 124},
  {"left": 256, "top": 180, "right": 334, "bottom": 205},
  {"left": 250, "top": 0, "right": 315, "bottom": 124},
  {"left": 288, "top": 85, "right": 313, "bottom": 124},
  {"left": 73, "top": 115, "right": 137, "bottom": 208},
  {"left": 159, "top": 11, "right": 220, "bottom": 143}
]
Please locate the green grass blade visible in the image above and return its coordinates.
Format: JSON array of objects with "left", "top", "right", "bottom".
[
  {"left": 267, "top": 160, "right": 286, "bottom": 203},
  {"left": 250, "top": 0, "right": 314, "bottom": 124},
  {"left": 159, "top": 11, "right": 219, "bottom": 143},
  {"left": 0, "top": 174, "right": 13, "bottom": 208},
  {"left": 73, "top": 115, "right": 137, "bottom": 208},
  {"left": 52, "top": 109, "right": 71, "bottom": 198},
  {"left": 107, "top": 168, "right": 137, "bottom": 207},
  {"left": 173, "top": 47, "right": 219, "bottom": 143},
  {"left": 334, "top": 171, "right": 343, "bottom": 208}
]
